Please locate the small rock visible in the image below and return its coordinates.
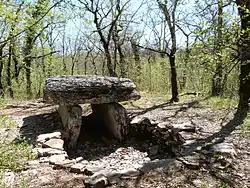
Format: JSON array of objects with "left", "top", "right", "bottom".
[
  {"left": 148, "top": 145, "right": 160, "bottom": 156},
  {"left": 39, "top": 157, "right": 50, "bottom": 163},
  {"left": 139, "top": 159, "right": 175, "bottom": 173},
  {"left": 211, "top": 143, "right": 237, "bottom": 157},
  {"left": 37, "top": 132, "right": 61, "bottom": 143},
  {"left": 54, "top": 159, "right": 75, "bottom": 169},
  {"left": 4, "top": 170, "right": 15, "bottom": 186},
  {"left": 75, "top": 156, "right": 84, "bottom": 163},
  {"left": 70, "top": 163, "right": 86, "bottom": 173},
  {"left": 130, "top": 117, "right": 149, "bottom": 124},
  {"left": 171, "top": 122, "right": 196, "bottom": 132},
  {"left": 83, "top": 166, "right": 104, "bottom": 176},
  {"left": 27, "top": 160, "right": 40, "bottom": 166},
  {"left": 43, "top": 138, "right": 64, "bottom": 150},
  {"left": 192, "top": 179, "right": 203, "bottom": 188},
  {"left": 85, "top": 173, "right": 109, "bottom": 188},
  {"left": 178, "top": 155, "right": 201, "bottom": 170},
  {"left": 81, "top": 160, "right": 89, "bottom": 165},
  {"left": 119, "top": 168, "right": 141, "bottom": 178},
  {"left": 32, "top": 147, "right": 67, "bottom": 157},
  {"left": 157, "top": 122, "right": 168, "bottom": 129},
  {"left": 49, "top": 154, "right": 67, "bottom": 165}
]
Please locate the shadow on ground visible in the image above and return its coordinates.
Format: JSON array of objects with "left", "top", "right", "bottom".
[{"left": 19, "top": 112, "right": 62, "bottom": 144}]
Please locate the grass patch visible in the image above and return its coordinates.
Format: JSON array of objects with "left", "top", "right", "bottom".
[
  {"left": 240, "top": 114, "right": 250, "bottom": 138},
  {"left": 0, "top": 138, "right": 37, "bottom": 172},
  {"left": 200, "top": 97, "right": 238, "bottom": 109},
  {"left": 0, "top": 115, "right": 16, "bottom": 128}
]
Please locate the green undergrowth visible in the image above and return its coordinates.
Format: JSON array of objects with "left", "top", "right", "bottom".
[
  {"left": 0, "top": 115, "right": 36, "bottom": 187},
  {"left": 240, "top": 114, "right": 250, "bottom": 138},
  {"left": 0, "top": 115, "right": 16, "bottom": 128},
  {"left": 199, "top": 96, "right": 238, "bottom": 109},
  {"left": 0, "top": 115, "right": 36, "bottom": 171},
  {"left": 0, "top": 138, "right": 36, "bottom": 172}
]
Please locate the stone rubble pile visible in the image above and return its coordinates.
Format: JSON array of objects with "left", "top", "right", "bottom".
[
  {"left": 31, "top": 132, "right": 156, "bottom": 187},
  {"left": 29, "top": 107, "right": 239, "bottom": 187}
]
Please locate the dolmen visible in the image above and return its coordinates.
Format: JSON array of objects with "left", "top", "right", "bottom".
[{"left": 44, "top": 75, "right": 141, "bottom": 149}]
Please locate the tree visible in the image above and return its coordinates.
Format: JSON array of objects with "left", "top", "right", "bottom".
[
  {"left": 211, "top": 0, "right": 223, "bottom": 96},
  {"left": 78, "top": 0, "right": 131, "bottom": 76},
  {"left": 236, "top": 0, "right": 250, "bottom": 115},
  {"left": 156, "top": 0, "right": 180, "bottom": 102}
]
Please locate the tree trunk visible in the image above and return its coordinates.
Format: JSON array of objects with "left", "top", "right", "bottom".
[
  {"left": 157, "top": 0, "right": 179, "bottom": 102},
  {"left": 25, "top": 57, "right": 32, "bottom": 98},
  {"left": 212, "top": 0, "right": 223, "bottom": 96},
  {"left": 13, "top": 48, "right": 20, "bottom": 84},
  {"left": 118, "top": 44, "right": 126, "bottom": 77},
  {"left": 7, "top": 42, "right": 14, "bottom": 98},
  {"left": 236, "top": 0, "right": 250, "bottom": 115},
  {"left": 105, "top": 48, "right": 117, "bottom": 77},
  {"left": 23, "top": 34, "right": 33, "bottom": 98},
  {"left": 0, "top": 45, "right": 4, "bottom": 97},
  {"left": 169, "top": 55, "right": 179, "bottom": 102},
  {"left": 131, "top": 40, "right": 141, "bottom": 84}
]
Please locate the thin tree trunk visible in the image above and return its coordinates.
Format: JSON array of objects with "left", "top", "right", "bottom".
[
  {"left": 169, "top": 55, "right": 178, "bottom": 102},
  {"left": 84, "top": 51, "right": 90, "bottom": 75},
  {"left": 131, "top": 40, "right": 141, "bottom": 83},
  {"left": 157, "top": 0, "right": 179, "bottom": 102},
  {"left": 0, "top": 45, "right": 4, "bottom": 97},
  {"left": 25, "top": 57, "right": 32, "bottom": 98},
  {"left": 13, "top": 48, "right": 20, "bottom": 84},
  {"left": 105, "top": 48, "right": 117, "bottom": 76},
  {"left": 117, "top": 44, "right": 126, "bottom": 77},
  {"left": 212, "top": 0, "right": 223, "bottom": 96},
  {"left": 7, "top": 42, "right": 14, "bottom": 98}
]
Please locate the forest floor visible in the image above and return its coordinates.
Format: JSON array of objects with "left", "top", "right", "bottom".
[{"left": 0, "top": 93, "right": 249, "bottom": 188}]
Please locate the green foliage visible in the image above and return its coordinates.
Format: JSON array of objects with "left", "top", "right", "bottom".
[
  {"left": 201, "top": 183, "right": 208, "bottom": 188},
  {"left": 0, "top": 115, "right": 16, "bottom": 128},
  {"left": 220, "top": 182, "right": 228, "bottom": 188},
  {"left": 240, "top": 114, "right": 250, "bottom": 138},
  {"left": 200, "top": 97, "right": 238, "bottom": 109},
  {"left": 0, "top": 138, "right": 37, "bottom": 172}
]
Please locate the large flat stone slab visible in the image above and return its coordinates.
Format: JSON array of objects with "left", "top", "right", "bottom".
[{"left": 44, "top": 75, "right": 140, "bottom": 105}]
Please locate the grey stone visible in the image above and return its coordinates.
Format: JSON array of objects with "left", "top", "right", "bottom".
[
  {"left": 171, "top": 122, "right": 196, "bottom": 132},
  {"left": 83, "top": 166, "right": 105, "bottom": 176},
  {"left": 148, "top": 145, "right": 160, "bottom": 156},
  {"left": 211, "top": 143, "right": 237, "bottom": 157},
  {"left": 91, "top": 103, "right": 129, "bottom": 141},
  {"left": 54, "top": 159, "right": 75, "bottom": 169},
  {"left": 178, "top": 155, "right": 201, "bottom": 170},
  {"left": 139, "top": 159, "right": 176, "bottom": 173},
  {"left": 70, "top": 163, "right": 86, "bottom": 173},
  {"left": 49, "top": 154, "right": 67, "bottom": 165},
  {"left": 37, "top": 132, "right": 61, "bottom": 143},
  {"left": 58, "top": 104, "right": 82, "bottom": 149},
  {"left": 4, "top": 170, "right": 15, "bottom": 186},
  {"left": 44, "top": 75, "right": 140, "bottom": 105},
  {"left": 75, "top": 157, "right": 84, "bottom": 163},
  {"left": 32, "top": 147, "right": 67, "bottom": 157},
  {"left": 85, "top": 173, "right": 109, "bottom": 188},
  {"left": 119, "top": 168, "right": 141, "bottom": 178},
  {"left": 43, "top": 138, "right": 64, "bottom": 150},
  {"left": 157, "top": 122, "right": 168, "bottom": 129}
]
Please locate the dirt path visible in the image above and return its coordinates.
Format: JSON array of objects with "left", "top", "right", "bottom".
[{"left": 0, "top": 97, "right": 249, "bottom": 188}]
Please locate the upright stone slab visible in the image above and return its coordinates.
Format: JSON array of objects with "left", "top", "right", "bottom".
[
  {"left": 91, "top": 103, "right": 129, "bottom": 141},
  {"left": 44, "top": 75, "right": 140, "bottom": 149},
  {"left": 58, "top": 104, "right": 82, "bottom": 149}
]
